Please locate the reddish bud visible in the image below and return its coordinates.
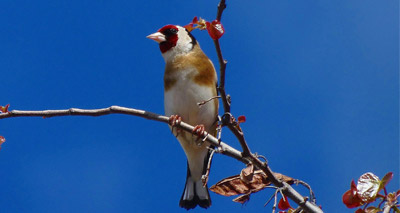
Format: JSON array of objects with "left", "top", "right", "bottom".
[
  {"left": 0, "top": 104, "right": 10, "bottom": 113},
  {"left": 278, "top": 196, "right": 291, "bottom": 210},
  {"left": 238, "top": 115, "right": 246, "bottom": 123},
  {"left": 192, "top": 16, "right": 198, "bottom": 24},
  {"left": 206, "top": 20, "right": 225, "bottom": 40},
  {"left": 0, "top": 136, "right": 5, "bottom": 150}
]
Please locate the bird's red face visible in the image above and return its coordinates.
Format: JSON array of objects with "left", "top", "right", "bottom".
[{"left": 147, "top": 25, "right": 179, "bottom": 53}]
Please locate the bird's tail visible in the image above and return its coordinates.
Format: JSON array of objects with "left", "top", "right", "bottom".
[{"left": 179, "top": 168, "right": 211, "bottom": 210}]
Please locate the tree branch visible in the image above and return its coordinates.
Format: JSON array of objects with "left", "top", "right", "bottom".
[
  {"left": 214, "top": 0, "right": 230, "bottom": 114},
  {"left": 216, "top": 0, "right": 226, "bottom": 22},
  {"left": 0, "top": 106, "right": 246, "bottom": 164}
]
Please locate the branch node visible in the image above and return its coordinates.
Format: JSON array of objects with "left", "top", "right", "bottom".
[
  {"left": 226, "top": 94, "right": 231, "bottom": 105},
  {"left": 221, "top": 112, "right": 232, "bottom": 126}
]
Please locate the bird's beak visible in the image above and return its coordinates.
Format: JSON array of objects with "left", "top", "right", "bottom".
[{"left": 146, "top": 32, "right": 166, "bottom": 43}]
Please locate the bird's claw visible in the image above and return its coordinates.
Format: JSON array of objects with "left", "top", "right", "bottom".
[
  {"left": 169, "top": 115, "right": 182, "bottom": 137},
  {"left": 192, "top": 124, "right": 208, "bottom": 144}
]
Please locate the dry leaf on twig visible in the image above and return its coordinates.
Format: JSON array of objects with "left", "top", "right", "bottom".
[{"left": 210, "top": 170, "right": 294, "bottom": 204}]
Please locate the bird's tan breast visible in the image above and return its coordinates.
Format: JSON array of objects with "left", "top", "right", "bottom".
[{"left": 164, "top": 45, "right": 217, "bottom": 91}]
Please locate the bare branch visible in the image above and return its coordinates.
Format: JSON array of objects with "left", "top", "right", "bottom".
[
  {"left": 216, "top": 0, "right": 226, "bottom": 22},
  {"left": 202, "top": 148, "right": 216, "bottom": 187},
  {"left": 272, "top": 188, "right": 279, "bottom": 213},
  {"left": 215, "top": 40, "right": 230, "bottom": 113},
  {"left": 295, "top": 179, "right": 317, "bottom": 204},
  {"left": 0, "top": 106, "right": 246, "bottom": 164},
  {"left": 213, "top": 0, "right": 230, "bottom": 113}
]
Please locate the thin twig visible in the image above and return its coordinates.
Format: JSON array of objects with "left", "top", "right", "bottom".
[
  {"left": 216, "top": 116, "right": 223, "bottom": 145},
  {"left": 224, "top": 113, "right": 252, "bottom": 156},
  {"left": 216, "top": 0, "right": 226, "bottom": 21},
  {"left": 215, "top": 40, "right": 229, "bottom": 113},
  {"left": 255, "top": 153, "right": 268, "bottom": 162},
  {"left": 295, "top": 179, "right": 317, "bottom": 204},
  {"left": 197, "top": 96, "right": 221, "bottom": 107},
  {"left": 272, "top": 188, "right": 279, "bottom": 213},
  {"left": 202, "top": 149, "right": 216, "bottom": 187},
  {"left": 264, "top": 186, "right": 279, "bottom": 207}
]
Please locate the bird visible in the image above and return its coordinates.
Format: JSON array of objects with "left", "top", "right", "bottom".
[{"left": 147, "top": 24, "right": 218, "bottom": 210}]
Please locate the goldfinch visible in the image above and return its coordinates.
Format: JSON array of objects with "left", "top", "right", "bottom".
[{"left": 147, "top": 25, "right": 218, "bottom": 209}]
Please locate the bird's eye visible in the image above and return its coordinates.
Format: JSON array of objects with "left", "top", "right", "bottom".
[{"left": 164, "top": 28, "right": 178, "bottom": 35}]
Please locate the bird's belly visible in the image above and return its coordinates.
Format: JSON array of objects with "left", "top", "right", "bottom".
[
  {"left": 164, "top": 78, "right": 217, "bottom": 146},
  {"left": 165, "top": 81, "right": 215, "bottom": 125}
]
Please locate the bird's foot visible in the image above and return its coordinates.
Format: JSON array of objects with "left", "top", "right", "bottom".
[
  {"left": 169, "top": 115, "right": 182, "bottom": 137},
  {"left": 192, "top": 124, "right": 208, "bottom": 145}
]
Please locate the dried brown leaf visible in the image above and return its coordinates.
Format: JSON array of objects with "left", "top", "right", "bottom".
[
  {"left": 210, "top": 170, "right": 294, "bottom": 197},
  {"left": 240, "top": 164, "right": 254, "bottom": 183},
  {"left": 232, "top": 193, "right": 251, "bottom": 204}
]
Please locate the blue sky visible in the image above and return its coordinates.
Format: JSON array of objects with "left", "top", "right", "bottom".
[{"left": 0, "top": 0, "right": 398, "bottom": 212}]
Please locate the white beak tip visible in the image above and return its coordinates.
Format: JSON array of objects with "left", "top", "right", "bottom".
[{"left": 146, "top": 32, "right": 166, "bottom": 43}]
